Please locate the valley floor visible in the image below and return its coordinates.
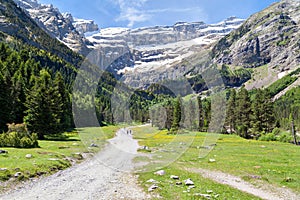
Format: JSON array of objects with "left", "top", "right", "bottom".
[
  {"left": 1, "top": 126, "right": 299, "bottom": 200},
  {"left": 0, "top": 128, "right": 149, "bottom": 200}
]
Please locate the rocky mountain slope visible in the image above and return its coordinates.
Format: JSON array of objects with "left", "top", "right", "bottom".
[
  {"left": 0, "top": 0, "right": 82, "bottom": 64},
  {"left": 14, "top": 0, "right": 97, "bottom": 55},
  {"left": 86, "top": 17, "right": 244, "bottom": 88},
  {"left": 212, "top": 0, "right": 300, "bottom": 91}
]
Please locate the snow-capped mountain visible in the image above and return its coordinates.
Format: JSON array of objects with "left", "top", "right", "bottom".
[
  {"left": 85, "top": 17, "right": 244, "bottom": 88},
  {"left": 14, "top": 0, "right": 92, "bottom": 55}
]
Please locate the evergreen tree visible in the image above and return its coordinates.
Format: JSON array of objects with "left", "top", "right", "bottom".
[
  {"left": 171, "top": 96, "right": 182, "bottom": 131},
  {"left": 226, "top": 89, "right": 237, "bottom": 133},
  {"left": 197, "top": 96, "right": 204, "bottom": 131},
  {"left": 236, "top": 87, "right": 252, "bottom": 138},
  {"left": 53, "top": 72, "right": 71, "bottom": 130},
  {"left": 252, "top": 89, "right": 275, "bottom": 135},
  {"left": 24, "top": 70, "right": 62, "bottom": 139}
]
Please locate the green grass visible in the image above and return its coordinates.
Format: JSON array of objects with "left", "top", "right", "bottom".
[
  {"left": 0, "top": 125, "right": 121, "bottom": 191},
  {"left": 132, "top": 125, "right": 300, "bottom": 199}
]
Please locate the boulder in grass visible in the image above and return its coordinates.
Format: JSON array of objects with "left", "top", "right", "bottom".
[
  {"left": 154, "top": 170, "right": 165, "bottom": 176},
  {"left": 25, "top": 154, "right": 33, "bottom": 159},
  {"left": 176, "top": 181, "right": 182, "bottom": 185},
  {"left": 146, "top": 179, "right": 157, "bottom": 183},
  {"left": 148, "top": 184, "right": 158, "bottom": 192},
  {"left": 0, "top": 150, "right": 8, "bottom": 154},
  {"left": 184, "top": 178, "right": 194, "bottom": 186},
  {"left": 170, "top": 175, "right": 179, "bottom": 180}
]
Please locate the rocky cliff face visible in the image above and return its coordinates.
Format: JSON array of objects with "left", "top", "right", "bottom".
[
  {"left": 72, "top": 17, "right": 99, "bottom": 36},
  {"left": 212, "top": 0, "right": 300, "bottom": 72},
  {"left": 14, "top": 0, "right": 91, "bottom": 55},
  {"left": 86, "top": 17, "right": 244, "bottom": 88}
]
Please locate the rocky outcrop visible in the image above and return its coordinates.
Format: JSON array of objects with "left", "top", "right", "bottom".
[
  {"left": 14, "top": 0, "right": 90, "bottom": 55},
  {"left": 212, "top": 0, "right": 300, "bottom": 72},
  {"left": 72, "top": 17, "right": 99, "bottom": 36}
]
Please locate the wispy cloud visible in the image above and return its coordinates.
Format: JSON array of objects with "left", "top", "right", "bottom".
[
  {"left": 114, "top": 0, "right": 150, "bottom": 27},
  {"left": 113, "top": 0, "right": 205, "bottom": 27}
]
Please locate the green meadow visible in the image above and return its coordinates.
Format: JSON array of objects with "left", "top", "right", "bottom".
[{"left": 132, "top": 125, "right": 300, "bottom": 199}]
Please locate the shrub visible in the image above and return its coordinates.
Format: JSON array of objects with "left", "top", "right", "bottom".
[
  {"left": 278, "top": 132, "right": 293, "bottom": 143},
  {"left": 0, "top": 124, "right": 39, "bottom": 148},
  {"left": 259, "top": 132, "right": 277, "bottom": 141}
]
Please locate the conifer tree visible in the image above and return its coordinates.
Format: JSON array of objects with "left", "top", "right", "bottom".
[
  {"left": 171, "top": 96, "right": 182, "bottom": 131},
  {"left": 236, "top": 87, "right": 252, "bottom": 138},
  {"left": 25, "top": 70, "right": 62, "bottom": 139},
  {"left": 226, "top": 89, "right": 237, "bottom": 133}
]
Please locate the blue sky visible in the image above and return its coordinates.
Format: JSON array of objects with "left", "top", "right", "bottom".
[{"left": 39, "top": 0, "right": 279, "bottom": 28}]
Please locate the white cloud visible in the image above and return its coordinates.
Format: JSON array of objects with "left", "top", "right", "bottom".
[
  {"left": 114, "top": 0, "right": 150, "bottom": 27},
  {"left": 113, "top": 0, "right": 206, "bottom": 27}
]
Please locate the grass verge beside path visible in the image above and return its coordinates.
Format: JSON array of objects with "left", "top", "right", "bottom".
[
  {"left": 132, "top": 125, "right": 300, "bottom": 199},
  {"left": 0, "top": 125, "right": 121, "bottom": 192}
]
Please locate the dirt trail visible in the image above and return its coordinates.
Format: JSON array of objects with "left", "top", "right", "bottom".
[
  {"left": 0, "top": 128, "right": 150, "bottom": 200},
  {"left": 188, "top": 168, "right": 300, "bottom": 200}
]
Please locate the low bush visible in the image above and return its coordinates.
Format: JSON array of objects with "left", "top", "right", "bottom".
[{"left": 0, "top": 123, "right": 38, "bottom": 148}]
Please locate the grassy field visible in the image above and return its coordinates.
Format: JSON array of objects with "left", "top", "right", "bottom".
[
  {"left": 132, "top": 125, "right": 300, "bottom": 199},
  {"left": 0, "top": 125, "right": 121, "bottom": 191}
]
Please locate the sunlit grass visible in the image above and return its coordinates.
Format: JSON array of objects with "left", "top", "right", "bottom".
[{"left": 132, "top": 125, "right": 300, "bottom": 198}]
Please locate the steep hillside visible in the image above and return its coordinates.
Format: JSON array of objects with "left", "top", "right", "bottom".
[
  {"left": 212, "top": 0, "right": 300, "bottom": 93},
  {"left": 14, "top": 0, "right": 93, "bottom": 55},
  {"left": 0, "top": 0, "right": 82, "bottom": 64}
]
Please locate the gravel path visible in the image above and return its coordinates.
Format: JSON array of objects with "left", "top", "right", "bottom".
[
  {"left": 0, "top": 128, "right": 150, "bottom": 200},
  {"left": 188, "top": 168, "right": 300, "bottom": 200}
]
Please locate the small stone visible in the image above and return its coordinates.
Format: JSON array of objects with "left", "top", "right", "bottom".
[
  {"left": 170, "top": 175, "right": 179, "bottom": 180},
  {"left": 90, "top": 143, "right": 99, "bottom": 147},
  {"left": 148, "top": 184, "right": 158, "bottom": 192},
  {"left": 184, "top": 178, "right": 194, "bottom": 186},
  {"left": 58, "top": 146, "right": 70, "bottom": 149},
  {"left": 261, "top": 145, "right": 266, "bottom": 148},
  {"left": 208, "top": 159, "right": 216, "bottom": 163},
  {"left": 146, "top": 179, "right": 157, "bottom": 183},
  {"left": 0, "top": 168, "right": 7, "bottom": 171},
  {"left": 0, "top": 150, "right": 8, "bottom": 154},
  {"left": 194, "top": 193, "right": 211, "bottom": 198},
  {"left": 154, "top": 170, "right": 165, "bottom": 176},
  {"left": 207, "top": 190, "right": 213, "bottom": 193},
  {"left": 14, "top": 172, "right": 22, "bottom": 177},
  {"left": 48, "top": 158, "right": 60, "bottom": 161},
  {"left": 25, "top": 154, "right": 33, "bottom": 159},
  {"left": 176, "top": 181, "right": 182, "bottom": 185},
  {"left": 188, "top": 185, "right": 195, "bottom": 189},
  {"left": 72, "top": 143, "right": 79, "bottom": 146}
]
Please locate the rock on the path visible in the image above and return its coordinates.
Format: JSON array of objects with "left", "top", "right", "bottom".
[
  {"left": 148, "top": 184, "right": 158, "bottom": 192},
  {"left": 170, "top": 175, "right": 179, "bottom": 180},
  {"left": 184, "top": 178, "right": 194, "bottom": 186},
  {"left": 154, "top": 170, "right": 165, "bottom": 176},
  {"left": 90, "top": 143, "right": 99, "bottom": 147},
  {"left": 25, "top": 154, "right": 33, "bottom": 159}
]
